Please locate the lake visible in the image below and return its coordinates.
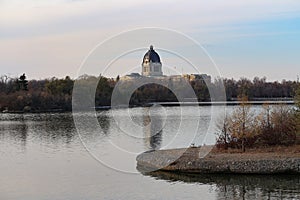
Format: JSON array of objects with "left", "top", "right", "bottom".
[{"left": 0, "top": 106, "right": 299, "bottom": 199}]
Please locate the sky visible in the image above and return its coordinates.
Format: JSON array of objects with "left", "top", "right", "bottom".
[{"left": 0, "top": 0, "right": 300, "bottom": 81}]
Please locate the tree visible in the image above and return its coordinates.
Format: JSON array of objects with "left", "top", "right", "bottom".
[
  {"left": 18, "top": 73, "right": 28, "bottom": 91},
  {"left": 254, "top": 102, "right": 297, "bottom": 146},
  {"left": 223, "top": 78, "right": 237, "bottom": 100},
  {"left": 271, "top": 104, "right": 296, "bottom": 145},
  {"left": 229, "top": 95, "right": 256, "bottom": 152},
  {"left": 216, "top": 113, "right": 231, "bottom": 150},
  {"left": 237, "top": 78, "right": 252, "bottom": 98},
  {"left": 295, "top": 85, "right": 300, "bottom": 110}
]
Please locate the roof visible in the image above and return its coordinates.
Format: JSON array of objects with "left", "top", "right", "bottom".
[{"left": 142, "top": 45, "right": 161, "bottom": 63}]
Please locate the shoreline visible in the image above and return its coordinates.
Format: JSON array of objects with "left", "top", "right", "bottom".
[
  {"left": 136, "top": 146, "right": 300, "bottom": 174},
  {"left": 1, "top": 100, "right": 295, "bottom": 114}
]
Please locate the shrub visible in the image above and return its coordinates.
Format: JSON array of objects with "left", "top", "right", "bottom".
[
  {"left": 216, "top": 102, "right": 298, "bottom": 151},
  {"left": 294, "top": 85, "right": 300, "bottom": 134},
  {"left": 257, "top": 104, "right": 297, "bottom": 146},
  {"left": 216, "top": 95, "right": 259, "bottom": 152}
]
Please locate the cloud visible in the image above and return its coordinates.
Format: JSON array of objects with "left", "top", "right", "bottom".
[
  {"left": 0, "top": 0, "right": 300, "bottom": 80},
  {"left": 1, "top": 0, "right": 300, "bottom": 40}
]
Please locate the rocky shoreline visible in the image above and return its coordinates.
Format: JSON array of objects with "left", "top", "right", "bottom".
[{"left": 136, "top": 147, "right": 300, "bottom": 174}]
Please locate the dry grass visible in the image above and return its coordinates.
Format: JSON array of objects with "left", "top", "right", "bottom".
[
  {"left": 212, "top": 144, "right": 300, "bottom": 154},
  {"left": 207, "top": 145, "right": 300, "bottom": 161}
]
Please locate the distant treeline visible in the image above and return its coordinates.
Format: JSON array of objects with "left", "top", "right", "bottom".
[
  {"left": 0, "top": 74, "right": 299, "bottom": 112},
  {"left": 223, "top": 77, "right": 298, "bottom": 100}
]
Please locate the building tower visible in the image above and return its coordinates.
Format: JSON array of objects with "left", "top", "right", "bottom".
[{"left": 142, "top": 45, "right": 163, "bottom": 77}]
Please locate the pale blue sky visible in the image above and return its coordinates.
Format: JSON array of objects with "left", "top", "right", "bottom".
[{"left": 0, "top": 0, "right": 300, "bottom": 81}]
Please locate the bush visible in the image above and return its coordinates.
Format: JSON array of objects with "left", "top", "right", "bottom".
[
  {"left": 257, "top": 104, "right": 296, "bottom": 146},
  {"left": 295, "top": 85, "right": 300, "bottom": 133},
  {"left": 216, "top": 102, "right": 298, "bottom": 151},
  {"left": 216, "top": 96, "right": 259, "bottom": 152}
]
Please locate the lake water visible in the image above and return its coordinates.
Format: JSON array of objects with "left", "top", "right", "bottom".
[{"left": 0, "top": 106, "right": 299, "bottom": 199}]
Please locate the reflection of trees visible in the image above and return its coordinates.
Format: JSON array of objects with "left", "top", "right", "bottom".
[
  {"left": 0, "top": 114, "right": 28, "bottom": 151},
  {"left": 143, "top": 108, "right": 163, "bottom": 150},
  {"left": 141, "top": 171, "right": 300, "bottom": 199},
  {"left": 39, "top": 113, "right": 75, "bottom": 144},
  {"left": 1, "top": 113, "right": 77, "bottom": 148},
  {"left": 18, "top": 115, "right": 28, "bottom": 149}
]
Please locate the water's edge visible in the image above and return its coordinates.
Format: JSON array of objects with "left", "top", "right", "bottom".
[{"left": 136, "top": 147, "right": 300, "bottom": 174}]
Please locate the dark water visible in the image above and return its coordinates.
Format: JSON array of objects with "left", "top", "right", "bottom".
[
  {"left": 0, "top": 106, "right": 299, "bottom": 199},
  {"left": 142, "top": 171, "right": 300, "bottom": 199}
]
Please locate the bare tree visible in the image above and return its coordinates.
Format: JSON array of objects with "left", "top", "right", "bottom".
[
  {"left": 215, "top": 112, "right": 231, "bottom": 150},
  {"left": 271, "top": 104, "right": 296, "bottom": 145},
  {"left": 230, "top": 95, "right": 256, "bottom": 152}
]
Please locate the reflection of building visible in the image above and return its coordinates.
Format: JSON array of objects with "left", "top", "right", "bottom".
[
  {"left": 143, "top": 109, "right": 163, "bottom": 150},
  {"left": 98, "top": 113, "right": 110, "bottom": 135},
  {"left": 142, "top": 45, "right": 163, "bottom": 77}
]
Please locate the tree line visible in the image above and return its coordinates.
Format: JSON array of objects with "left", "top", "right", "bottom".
[
  {"left": 0, "top": 74, "right": 299, "bottom": 112},
  {"left": 223, "top": 77, "right": 298, "bottom": 100},
  {"left": 0, "top": 74, "right": 74, "bottom": 112}
]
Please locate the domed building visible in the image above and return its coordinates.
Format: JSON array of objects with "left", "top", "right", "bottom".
[{"left": 142, "top": 45, "right": 163, "bottom": 77}]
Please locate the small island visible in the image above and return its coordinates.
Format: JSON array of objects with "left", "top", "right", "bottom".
[
  {"left": 137, "top": 90, "right": 300, "bottom": 175},
  {"left": 136, "top": 145, "right": 300, "bottom": 174}
]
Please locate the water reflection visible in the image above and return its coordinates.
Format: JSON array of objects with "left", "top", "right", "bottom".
[
  {"left": 97, "top": 111, "right": 110, "bottom": 135},
  {"left": 0, "top": 114, "right": 28, "bottom": 151},
  {"left": 0, "top": 107, "right": 299, "bottom": 199},
  {"left": 143, "top": 108, "right": 163, "bottom": 150},
  {"left": 18, "top": 115, "right": 28, "bottom": 149},
  {"left": 31, "top": 113, "right": 75, "bottom": 145},
  {"left": 141, "top": 171, "right": 300, "bottom": 199},
  {"left": 0, "top": 113, "right": 76, "bottom": 148}
]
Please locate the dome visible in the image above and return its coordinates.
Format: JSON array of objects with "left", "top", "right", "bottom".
[{"left": 142, "top": 45, "right": 161, "bottom": 63}]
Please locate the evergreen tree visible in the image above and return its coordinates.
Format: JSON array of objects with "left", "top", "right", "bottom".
[{"left": 18, "top": 73, "right": 28, "bottom": 91}]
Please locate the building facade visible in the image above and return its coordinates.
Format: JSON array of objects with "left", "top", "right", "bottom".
[
  {"left": 142, "top": 45, "right": 163, "bottom": 77},
  {"left": 120, "top": 45, "right": 212, "bottom": 83}
]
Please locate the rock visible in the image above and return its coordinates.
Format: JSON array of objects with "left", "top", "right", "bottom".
[{"left": 23, "top": 106, "right": 31, "bottom": 112}]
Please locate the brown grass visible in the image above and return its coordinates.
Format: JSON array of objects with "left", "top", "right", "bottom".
[{"left": 207, "top": 145, "right": 300, "bottom": 161}]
